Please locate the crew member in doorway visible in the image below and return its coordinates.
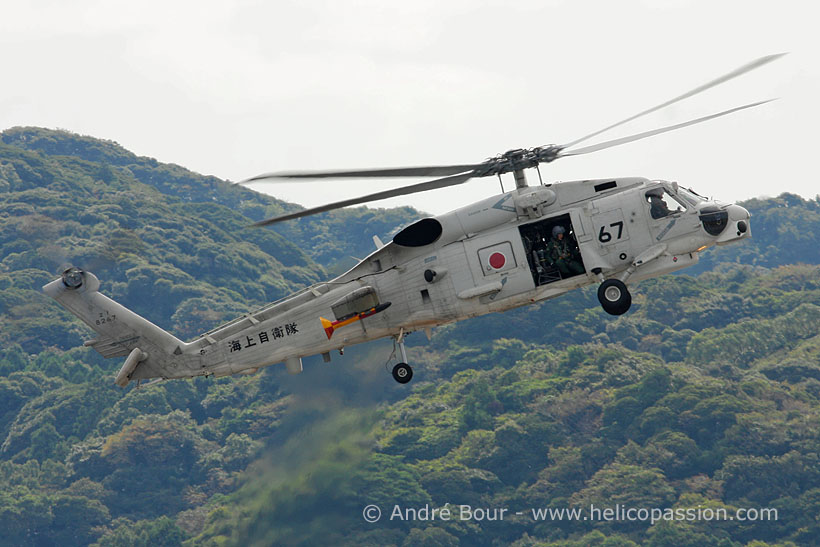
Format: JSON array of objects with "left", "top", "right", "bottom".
[{"left": 547, "top": 225, "right": 584, "bottom": 277}]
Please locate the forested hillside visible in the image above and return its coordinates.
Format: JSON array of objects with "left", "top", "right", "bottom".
[{"left": 1, "top": 127, "right": 819, "bottom": 546}]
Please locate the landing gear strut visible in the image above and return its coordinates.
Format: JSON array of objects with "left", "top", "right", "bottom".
[
  {"left": 598, "top": 279, "right": 631, "bottom": 315},
  {"left": 390, "top": 332, "right": 413, "bottom": 384}
]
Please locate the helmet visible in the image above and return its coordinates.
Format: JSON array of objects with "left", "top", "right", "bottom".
[{"left": 551, "top": 225, "right": 565, "bottom": 237}]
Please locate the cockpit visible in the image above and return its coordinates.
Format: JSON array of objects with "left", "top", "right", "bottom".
[{"left": 645, "top": 187, "right": 688, "bottom": 219}]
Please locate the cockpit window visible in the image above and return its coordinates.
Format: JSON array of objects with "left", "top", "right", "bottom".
[
  {"left": 645, "top": 189, "right": 687, "bottom": 219},
  {"left": 677, "top": 188, "right": 703, "bottom": 206},
  {"left": 685, "top": 187, "right": 706, "bottom": 199}
]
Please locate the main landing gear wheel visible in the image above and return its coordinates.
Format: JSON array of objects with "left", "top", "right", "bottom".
[
  {"left": 598, "top": 279, "right": 632, "bottom": 315},
  {"left": 388, "top": 331, "right": 414, "bottom": 384},
  {"left": 392, "top": 363, "right": 413, "bottom": 384}
]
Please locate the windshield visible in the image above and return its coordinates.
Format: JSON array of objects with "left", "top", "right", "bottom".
[{"left": 677, "top": 187, "right": 704, "bottom": 206}]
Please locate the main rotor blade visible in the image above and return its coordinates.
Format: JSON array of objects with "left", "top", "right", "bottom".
[
  {"left": 562, "top": 53, "right": 786, "bottom": 149},
  {"left": 242, "top": 164, "right": 482, "bottom": 183},
  {"left": 559, "top": 99, "right": 775, "bottom": 158},
  {"left": 253, "top": 172, "right": 474, "bottom": 226}
]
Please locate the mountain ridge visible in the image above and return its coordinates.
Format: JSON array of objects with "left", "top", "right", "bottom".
[{"left": 1, "top": 127, "right": 819, "bottom": 546}]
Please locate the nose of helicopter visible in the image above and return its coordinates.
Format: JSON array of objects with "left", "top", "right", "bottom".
[
  {"left": 717, "top": 204, "right": 751, "bottom": 244},
  {"left": 728, "top": 203, "right": 750, "bottom": 220}
]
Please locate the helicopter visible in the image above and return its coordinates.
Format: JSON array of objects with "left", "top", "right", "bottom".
[{"left": 43, "top": 54, "right": 782, "bottom": 386}]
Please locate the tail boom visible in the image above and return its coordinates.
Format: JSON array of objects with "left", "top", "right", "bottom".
[{"left": 43, "top": 268, "right": 194, "bottom": 386}]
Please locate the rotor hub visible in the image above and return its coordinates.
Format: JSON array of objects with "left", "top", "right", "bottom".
[
  {"left": 61, "top": 267, "right": 84, "bottom": 289},
  {"left": 476, "top": 145, "right": 562, "bottom": 177}
]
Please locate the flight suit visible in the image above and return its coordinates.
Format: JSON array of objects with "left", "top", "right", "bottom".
[{"left": 546, "top": 236, "right": 585, "bottom": 277}]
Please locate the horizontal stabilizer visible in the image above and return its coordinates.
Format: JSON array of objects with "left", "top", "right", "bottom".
[{"left": 83, "top": 336, "right": 133, "bottom": 358}]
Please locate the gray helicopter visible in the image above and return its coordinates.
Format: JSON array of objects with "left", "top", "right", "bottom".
[{"left": 44, "top": 54, "right": 781, "bottom": 386}]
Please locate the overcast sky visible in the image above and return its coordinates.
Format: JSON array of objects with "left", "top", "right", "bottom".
[{"left": 1, "top": 0, "right": 816, "bottom": 216}]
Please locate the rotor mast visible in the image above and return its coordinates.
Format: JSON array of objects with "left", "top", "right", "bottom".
[
  {"left": 513, "top": 169, "right": 527, "bottom": 189},
  {"left": 502, "top": 149, "right": 531, "bottom": 189}
]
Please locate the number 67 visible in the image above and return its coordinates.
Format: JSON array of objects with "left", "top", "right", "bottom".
[{"left": 598, "top": 221, "right": 624, "bottom": 242}]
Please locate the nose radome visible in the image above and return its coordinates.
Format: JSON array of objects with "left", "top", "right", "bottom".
[
  {"left": 728, "top": 204, "right": 750, "bottom": 221},
  {"left": 714, "top": 204, "right": 752, "bottom": 244}
]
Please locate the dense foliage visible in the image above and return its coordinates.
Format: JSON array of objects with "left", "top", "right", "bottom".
[{"left": 1, "top": 127, "right": 819, "bottom": 545}]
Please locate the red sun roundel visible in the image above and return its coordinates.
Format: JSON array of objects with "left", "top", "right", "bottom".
[{"left": 488, "top": 252, "right": 506, "bottom": 269}]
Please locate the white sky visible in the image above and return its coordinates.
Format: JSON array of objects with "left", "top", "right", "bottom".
[{"left": 1, "top": 0, "right": 817, "bottom": 216}]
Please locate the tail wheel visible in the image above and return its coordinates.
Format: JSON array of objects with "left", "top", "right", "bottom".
[
  {"left": 392, "top": 362, "right": 413, "bottom": 384},
  {"left": 598, "top": 279, "right": 632, "bottom": 315}
]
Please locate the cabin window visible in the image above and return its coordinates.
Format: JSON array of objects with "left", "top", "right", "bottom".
[{"left": 331, "top": 286, "right": 379, "bottom": 320}]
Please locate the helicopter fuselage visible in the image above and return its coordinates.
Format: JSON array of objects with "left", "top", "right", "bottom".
[
  {"left": 43, "top": 175, "right": 751, "bottom": 384},
  {"left": 42, "top": 175, "right": 751, "bottom": 384},
  {"left": 43, "top": 52, "right": 776, "bottom": 386}
]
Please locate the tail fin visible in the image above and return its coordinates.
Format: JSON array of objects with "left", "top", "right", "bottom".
[
  {"left": 320, "top": 317, "right": 335, "bottom": 339},
  {"left": 43, "top": 268, "right": 188, "bottom": 384}
]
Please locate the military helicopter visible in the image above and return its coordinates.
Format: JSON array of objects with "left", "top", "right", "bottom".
[{"left": 44, "top": 54, "right": 782, "bottom": 386}]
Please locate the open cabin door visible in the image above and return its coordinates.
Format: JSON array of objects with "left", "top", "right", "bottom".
[{"left": 518, "top": 213, "right": 587, "bottom": 287}]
